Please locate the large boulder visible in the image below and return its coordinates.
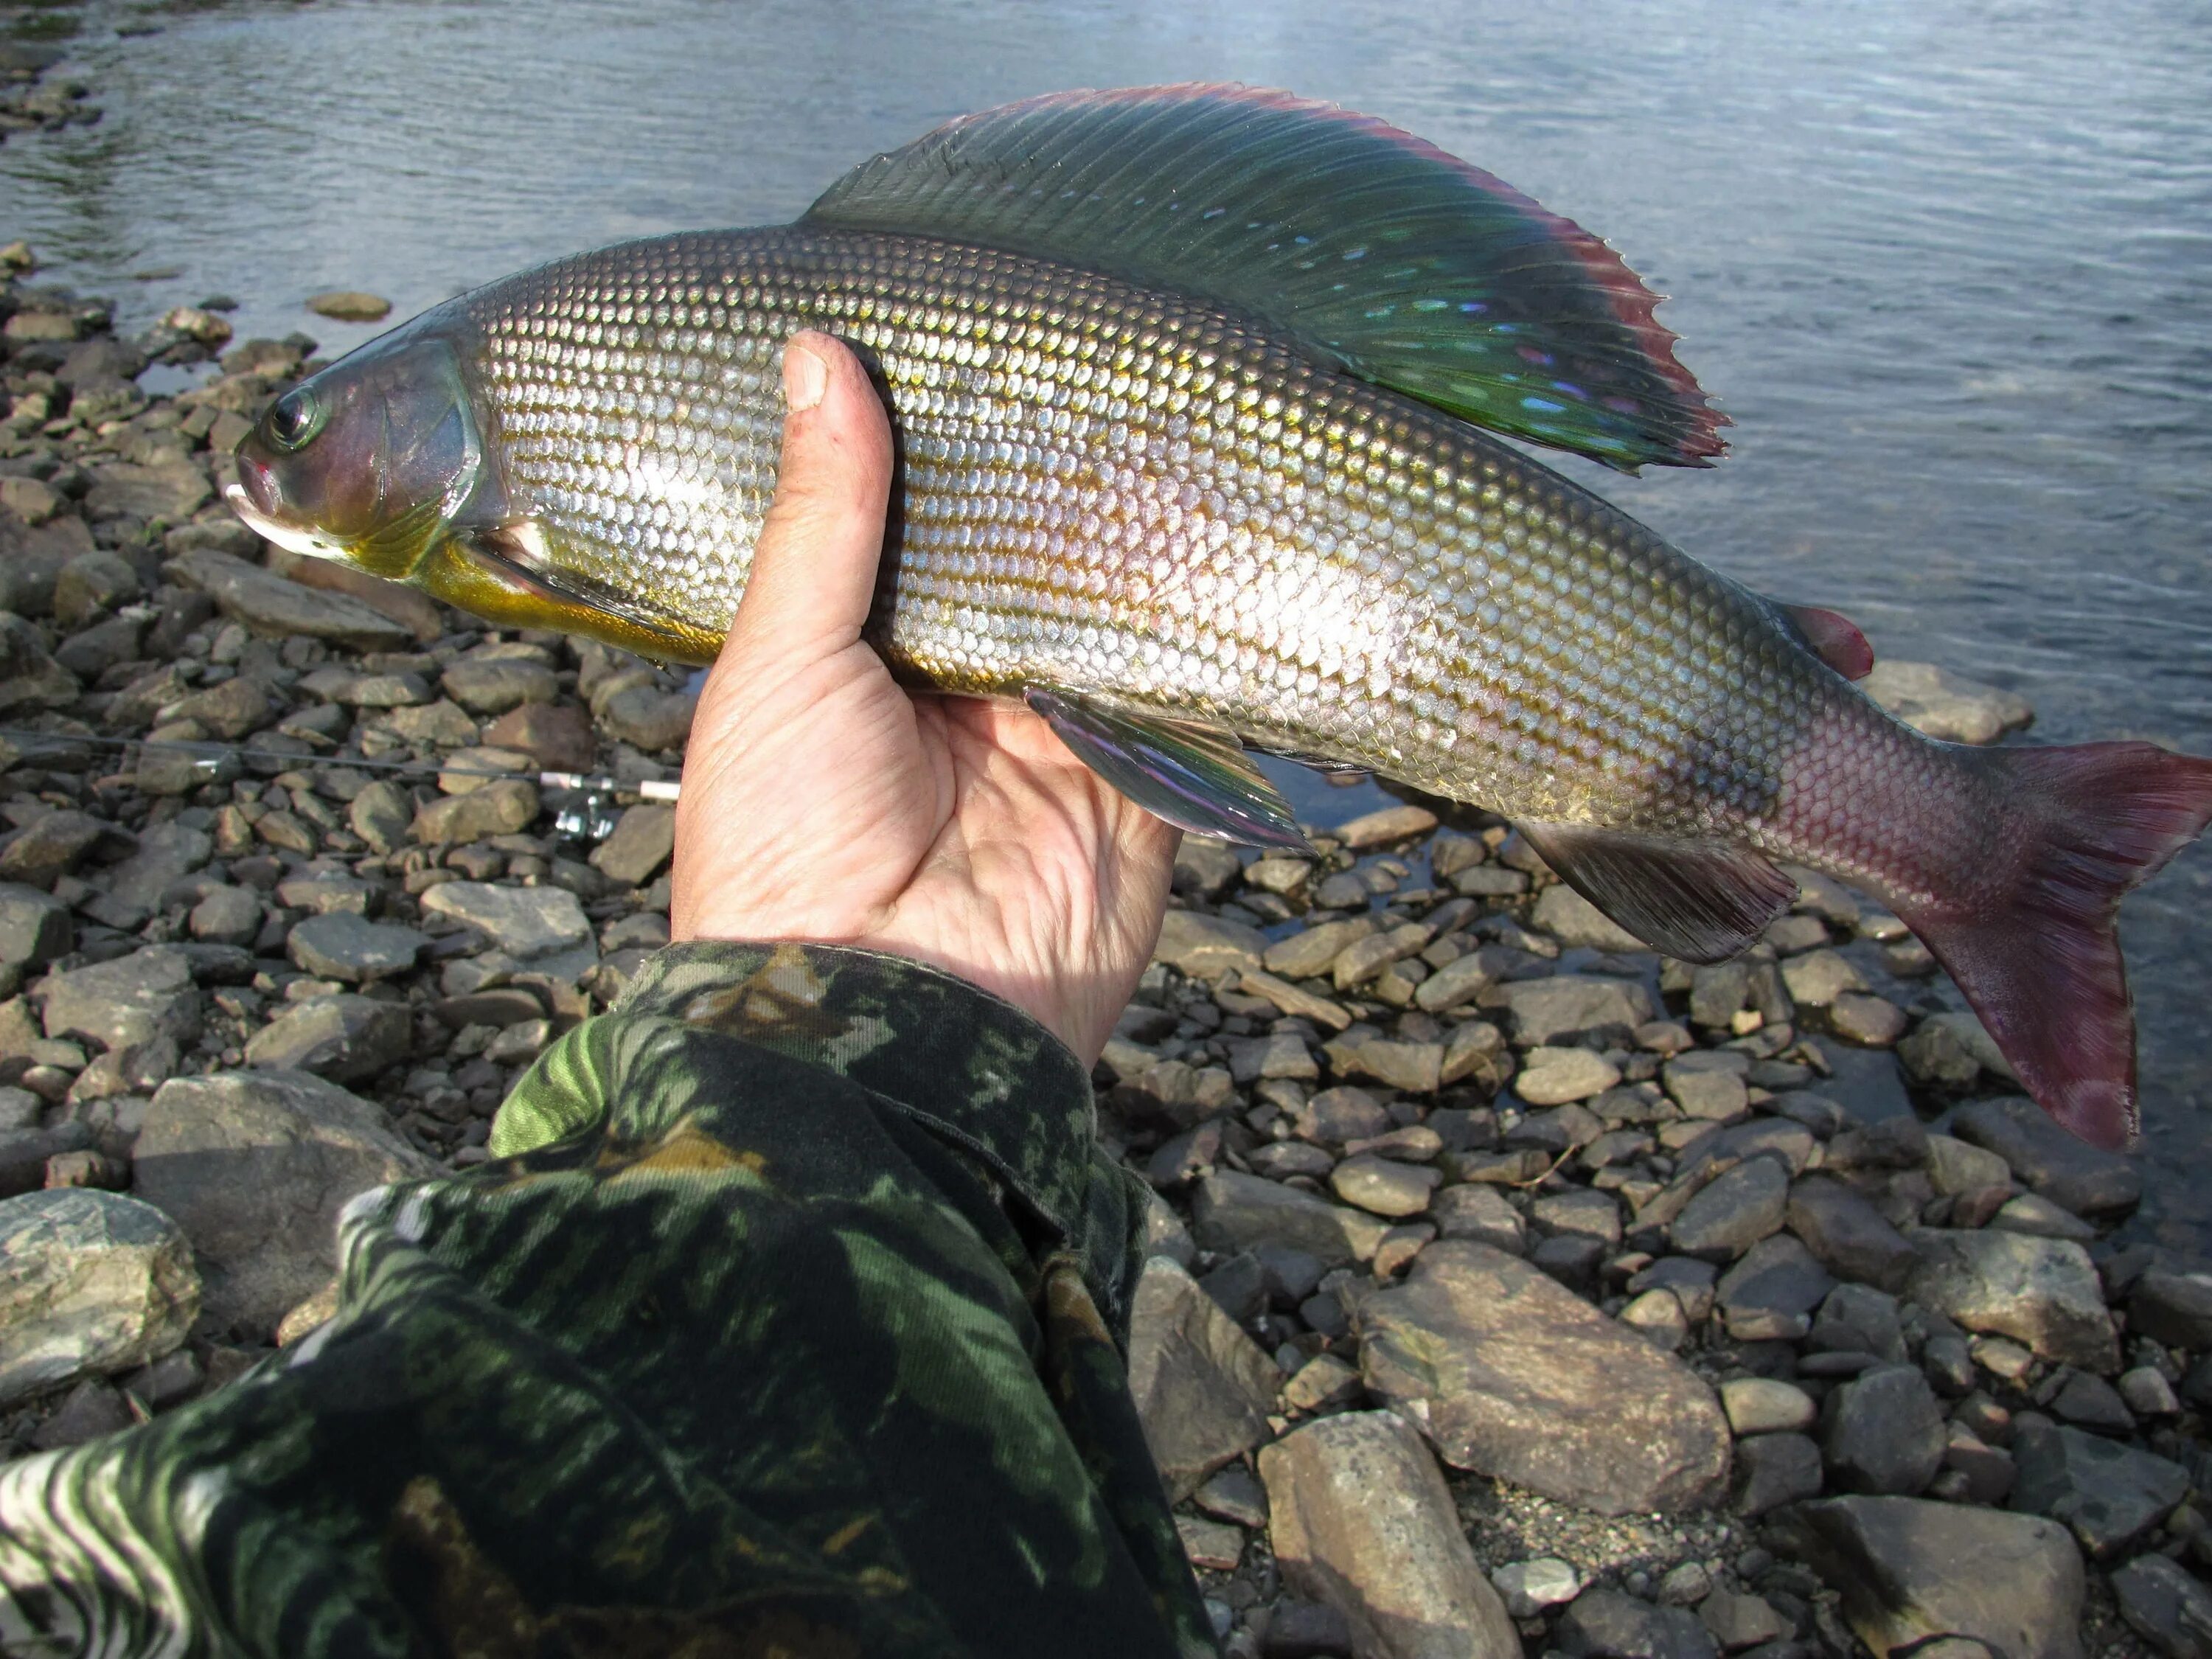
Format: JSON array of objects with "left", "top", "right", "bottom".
[
  {"left": 0, "top": 1189, "right": 198, "bottom": 1406},
  {"left": 1358, "top": 1240, "right": 1731, "bottom": 1514},
  {"left": 1259, "top": 1411, "right": 1520, "bottom": 1659},
  {"left": 1770, "top": 1495, "right": 2083, "bottom": 1659},
  {"left": 133, "top": 1068, "right": 439, "bottom": 1335}
]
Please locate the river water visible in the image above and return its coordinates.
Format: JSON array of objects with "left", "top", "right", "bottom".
[{"left": 5, "top": 0, "right": 2209, "bottom": 1237}]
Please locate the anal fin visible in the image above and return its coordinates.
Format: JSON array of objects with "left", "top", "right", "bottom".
[
  {"left": 1026, "top": 689, "right": 1312, "bottom": 852},
  {"left": 1516, "top": 821, "right": 1796, "bottom": 964}
]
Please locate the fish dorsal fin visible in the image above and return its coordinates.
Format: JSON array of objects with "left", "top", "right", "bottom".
[
  {"left": 1781, "top": 604, "right": 1875, "bottom": 681},
  {"left": 1026, "top": 687, "right": 1312, "bottom": 851},
  {"left": 804, "top": 84, "right": 1728, "bottom": 471},
  {"left": 1516, "top": 821, "right": 1796, "bottom": 964}
]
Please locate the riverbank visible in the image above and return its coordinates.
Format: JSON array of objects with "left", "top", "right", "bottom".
[{"left": 0, "top": 223, "right": 2207, "bottom": 1659}]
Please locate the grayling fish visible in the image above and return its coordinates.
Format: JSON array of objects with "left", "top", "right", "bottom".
[{"left": 224, "top": 85, "right": 2212, "bottom": 1148}]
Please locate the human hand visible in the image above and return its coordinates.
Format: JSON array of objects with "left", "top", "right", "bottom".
[{"left": 671, "top": 332, "right": 1180, "bottom": 1065}]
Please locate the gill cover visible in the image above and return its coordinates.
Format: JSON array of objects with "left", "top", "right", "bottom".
[{"left": 229, "top": 327, "right": 490, "bottom": 580}]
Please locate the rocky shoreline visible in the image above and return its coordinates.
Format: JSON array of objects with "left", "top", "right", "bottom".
[{"left": 0, "top": 96, "right": 2205, "bottom": 1659}]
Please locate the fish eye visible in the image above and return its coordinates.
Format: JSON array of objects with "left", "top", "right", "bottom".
[{"left": 265, "top": 387, "right": 326, "bottom": 453}]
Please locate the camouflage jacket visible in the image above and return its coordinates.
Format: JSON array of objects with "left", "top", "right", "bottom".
[{"left": 0, "top": 942, "right": 1218, "bottom": 1658}]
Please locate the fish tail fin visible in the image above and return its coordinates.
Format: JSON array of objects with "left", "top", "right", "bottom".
[{"left": 1898, "top": 741, "right": 2212, "bottom": 1150}]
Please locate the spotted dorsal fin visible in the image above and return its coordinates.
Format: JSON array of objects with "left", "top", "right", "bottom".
[{"left": 804, "top": 84, "right": 1728, "bottom": 471}]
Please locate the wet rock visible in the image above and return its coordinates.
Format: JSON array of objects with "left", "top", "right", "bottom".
[
  {"left": 170, "top": 547, "right": 414, "bottom": 651},
  {"left": 0, "top": 1188, "right": 198, "bottom": 1406},
  {"left": 40, "top": 945, "right": 201, "bottom": 1051},
  {"left": 243, "top": 994, "right": 411, "bottom": 1082},
  {"left": 0, "top": 883, "right": 71, "bottom": 968},
  {"left": 1514, "top": 1045, "right": 1621, "bottom": 1105},
  {"left": 1907, "top": 1229, "right": 2118, "bottom": 1372},
  {"left": 52, "top": 548, "right": 141, "bottom": 627},
  {"left": 1714, "top": 1234, "right": 1834, "bottom": 1341},
  {"left": 2109, "top": 1554, "right": 2212, "bottom": 1659},
  {"left": 1720, "top": 1377, "right": 1817, "bottom": 1436},
  {"left": 2008, "top": 1419, "right": 2188, "bottom": 1558},
  {"left": 1153, "top": 909, "right": 1268, "bottom": 978},
  {"left": 1484, "top": 975, "right": 1653, "bottom": 1047},
  {"left": 306, "top": 290, "right": 392, "bottom": 321},
  {"left": 1824, "top": 1364, "right": 1944, "bottom": 1495},
  {"left": 1555, "top": 1588, "right": 1718, "bottom": 1659},
  {"left": 1730, "top": 1432, "right": 1823, "bottom": 1517},
  {"left": 288, "top": 912, "right": 428, "bottom": 984},
  {"left": 1410, "top": 951, "right": 1491, "bottom": 1013},
  {"left": 1329, "top": 1155, "right": 1440, "bottom": 1218},
  {"left": 1784, "top": 1176, "right": 1919, "bottom": 1292},
  {"left": 1430, "top": 1185, "right": 1526, "bottom": 1254},
  {"left": 1259, "top": 1410, "right": 1520, "bottom": 1659},
  {"left": 1661, "top": 1053, "right": 1750, "bottom": 1121},
  {"left": 413, "top": 777, "right": 540, "bottom": 844},
  {"left": 1191, "top": 1171, "right": 1388, "bottom": 1268},
  {"left": 1861, "top": 659, "right": 2034, "bottom": 745},
  {"left": 1359, "top": 1240, "right": 1731, "bottom": 1514},
  {"left": 1126, "top": 1256, "right": 1279, "bottom": 1500},
  {"left": 2128, "top": 1269, "right": 2212, "bottom": 1350},
  {"left": 133, "top": 1068, "right": 439, "bottom": 1334},
  {"left": 1333, "top": 805, "right": 1439, "bottom": 849},
  {"left": 589, "top": 803, "right": 676, "bottom": 886},
  {"left": 1949, "top": 1095, "right": 2139, "bottom": 1217},
  {"left": 1770, "top": 1495, "right": 2082, "bottom": 1659},
  {"left": 1530, "top": 884, "right": 1649, "bottom": 953},
  {"left": 1670, "top": 1155, "right": 1789, "bottom": 1259},
  {"left": 1331, "top": 924, "right": 1431, "bottom": 991},
  {"left": 419, "top": 880, "right": 591, "bottom": 961}
]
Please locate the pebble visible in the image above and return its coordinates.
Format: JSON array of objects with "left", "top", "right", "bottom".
[
  {"left": 1491, "top": 1557, "right": 1582, "bottom": 1618},
  {"left": 1720, "top": 1376, "right": 1818, "bottom": 1436}
]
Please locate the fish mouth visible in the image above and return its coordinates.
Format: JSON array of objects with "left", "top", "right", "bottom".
[{"left": 223, "top": 481, "right": 357, "bottom": 563}]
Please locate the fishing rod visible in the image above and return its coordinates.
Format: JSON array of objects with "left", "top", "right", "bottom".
[{"left": 0, "top": 726, "right": 681, "bottom": 839}]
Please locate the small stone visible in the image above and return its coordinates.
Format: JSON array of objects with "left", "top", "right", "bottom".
[
  {"left": 0, "top": 1189, "right": 199, "bottom": 1407},
  {"left": 1322, "top": 1032, "right": 1444, "bottom": 1094},
  {"left": 2118, "top": 1365, "right": 2180, "bottom": 1420},
  {"left": 1126, "top": 1257, "right": 1279, "bottom": 1500},
  {"left": 1950, "top": 1095, "right": 2140, "bottom": 1217},
  {"left": 244, "top": 995, "right": 411, "bottom": 1083},
  {"left": 2046, "top": 1368, "right": 2132, "bottom": 1434},
  {"left": 348, "top": 780, "right": 413, "bottom": 855},
  {"left": 1720, "top": 1377, "right": 1817, "bottom": 1436},
  {"left": 1430, "top": 1185, "right": 1526, "bottom": 1254},
  {"left": 1780, "top": 948, "right": 1865, "bottom": 1006},
  {"left": 2109, "top": 1554, "right": 2212, "bottom": 1659},
  {"left": 1359, "top": 1240, "right": 1731, "bottom": 1514},
  {"left": 1696, "top": 1589, "right": 1791, "bottom": 1653},
  {"left": 1170, "top": 835, "right": 1242, "bottom": 898},
  {"left": 1514, "top": 1045, "right": 1621, "bottom": 1105},
  {"left": 0, "top": 810, "right": 111, "bottom": 888},
  {"left": 189, "top": 885, "right": 263, "bottom": 946},
  {"left": 2128, "top": 1270, "right": 2212, "bottom": 1349},
  {"left": 1618, "top": 1288, "right": 1689, "bottom": 1350},
  {"left": 287, "top": 912, "right": 428, "bottom": 984},
  {"left": 418, "top": 880, "right": 592, "bottom": 960},
  {"left": 1330, "top": 924, "right": 1430, "bottom": 991},
  {"left": 28, "top": 1377, "right": 136, "bottom": 1450},
  {"left": 589, "top": 804, "right": 676, "bottom": 886},
  {"left": 1152, "top": 909, "right": 1268, "bottom": 978},
  {"left": 305, "top": 290, "right": 392, "bottom": 321},
  {"left": 1824, "top": 1364, "right": 1945, "bottom": 1495},
  {"left": 1410, "top": 950, "right": 1491, "bottom": 1013},
  {"left": 1490, "top": 1557, "right": 1582, "bottom": 1619},
  {"left": 1175, "top": 1514, "right": 1245, "bottom": 1573},
  {"left": 441, "top": 656, "right": 559, "bottom": 714},
  {"left": 1784, "top": 1175, "right": 1920, "bottom": 1293},
  {"left": 1557, "top": 1589, "right": 1718, "bottom": 1659},
  {"left": 1715, "top": 1233, "right": 1834, "bottom": 1341},
  {"left": 1908, "top": 1228, "right": 2118, "bottom": 1373},
  {"left": 1484, "top": 975, "right": 1653, "bottom": 1046},
  {"left": 1281, "top": 1352, "right": 1363, "bottom": 1413},
  {"left": 1191, "top": 1172, "right": 1388, "bottom": 1270},
  {"left": 2008, "top": 1419, "right": 2188, "bottom": 1559},
  {"left": 1828, "top": 992, "right": 1908, "bottom": 1046},
  {"left": 41, "top": 946, "right": 201, "bottom": 1051},
  {"left": 1332, "top": 805, "right": 1437, "bottom": 848},
  {"left": 412, "top": 778, "right": 540, "bottom": 844},
  {"left": 170, "top": 547, "right": 412, "bottom": 651},
  {"left": 1670, "top": 1155, "right": 1789, "bottom": 1259},
  {"left": 0, "top": 883, "right": 71, "bottom": 967},
  {"left": 1926, "top": 1133, "right": 2012, "bottom": 1196},
  {"left": 1989, "top": 1192, "right": 2096, "bottom": 1244},
  {"left": 1770, "top": 1495, "right": 2081, "bottom": 1659},
  {"left": 1663, "top": 1054, "right": 1750, "bottom": 1121},
  {"left": 1259, "top": 1411, "right": 1520, "bottom": 1659},
  {"left": 483, "top": 701, "right": 596, "bottom": 771},
  {"left": 1329, "top": 1155, "right": 1439, "bottom": 1219},
  {"left": 1731, "top": 1432, "right": 1823, "bottom": 1517}
]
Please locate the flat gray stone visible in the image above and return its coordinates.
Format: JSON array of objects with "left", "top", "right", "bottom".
[
  {"left": 2130, "top": 1270, "right": 2212, "bottom": 1350},
  {"left": 1481, "top": 975, "right": 1653, "bottom": 1047},
  {"left": 1556, "top": 1589, "right": 1718, "bottom": 1659},
  {"left": 0, "top": 1189, "right": 198, "bottom": 1407},
  {"left": 1950, "top": 1096, "right": 2140, "bottom": 1217},
  {"left": 1730, "top": 1432, "right": 1823, "bottom": 1517},
  {"left": 2009, "top": 1420, "right": 2189, "bottom": 1559},
  {"left": 0, "top": 883, "right": 70, "bottom": 968},
  {"left": 588, "top": 804, "right": 676, "bottom": 887},
  {"left": 40, "top": 945, "right": 201, "bottom": 1051},
  {"left": 1770, "top": 1495, "right": 2082, "bottom": 1659},
  {"left": 287, "top": 913, "right": 429, "bottom": 984},
  {"left": 1359, "top": 1239, "right": 1731, "bottom": 1514},
  {"left": 1151, "top": 909, "right": 1267, "bottom": 978},
  {"left": 1715, "top": 1234, "right": 1834, "bottom": 1341},
  {"left": 417, "top": 880, "right": 591, "bottom": 961},
  {"left": 1670, "top": 1155, "right": 1789, "bottom": 1260},
  {"left": 1126, "top": 1256, "right": 1279, "bottom": 1501},
  {"left": 1720, "top": 1377, "right": 1817, "bottom": 1436},
  {"left": 170, "top": 547, "right": 412, "bottom": 651},
  {"left": 243, "top": 995, "right": 411, "bottom": 1084},
  {"left": 1786, "top": 1175, "right": 1921, "bottom": 1292},
  {"left": 1191, "top": 1171, "right": 1388, "bottom": 1268},
  {"left": 134, "top": 1068, "right": 438, "bottom": 1335},
  {"left": 2110, "top": 1554, "right": 2212, "bottom": 1659},
  {"left": 1264, "top": 917, "right": 1378, "bottom": 981},
  {"left": 1907, "top": 1228, "right": 2118, "bottom": 1373},
  {"left": 1823, "top": 1364, "right": 1944, "bottom": 1495},
  {"left": 1530, "top": 885, "right": 1649, "bottom": 954},
  {"left": 1330, "top": 1155, "right": 1441, "bottom": 1218},
  {"left": 1259, "top": 1411, "right": 1520, "bottom": 1659}
]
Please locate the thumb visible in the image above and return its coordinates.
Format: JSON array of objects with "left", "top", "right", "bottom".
[{"left": 727, "top": 331, "right": 896, "bottom": 660}]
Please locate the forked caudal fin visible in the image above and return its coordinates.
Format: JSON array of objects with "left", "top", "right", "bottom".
[{"left": 1899, "top": 741, "right": 2212, "bottom": 1151}]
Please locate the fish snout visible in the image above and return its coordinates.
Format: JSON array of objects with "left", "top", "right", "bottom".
[{"left": 233, "top": 449, "right": 282, "bottom": 518}]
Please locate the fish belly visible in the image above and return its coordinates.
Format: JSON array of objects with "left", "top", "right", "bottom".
[{"left": 462, "top": 226, "right": 1908, "bottom": 859}]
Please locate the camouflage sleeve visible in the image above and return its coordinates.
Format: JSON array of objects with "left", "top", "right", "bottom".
[{"left": 0, "top": 942, "right": 1219, "bottom": 1659}]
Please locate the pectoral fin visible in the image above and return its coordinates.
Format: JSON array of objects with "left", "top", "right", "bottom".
[
  {"left": 421, "top": 524, "right": 723, "bottom": 666},
  {"left": 1516, "top": 821, "right": 1796, "bottom": 963},
  {"left": 1026, "top": 688, "right": 1312, "bottom": 851}
]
